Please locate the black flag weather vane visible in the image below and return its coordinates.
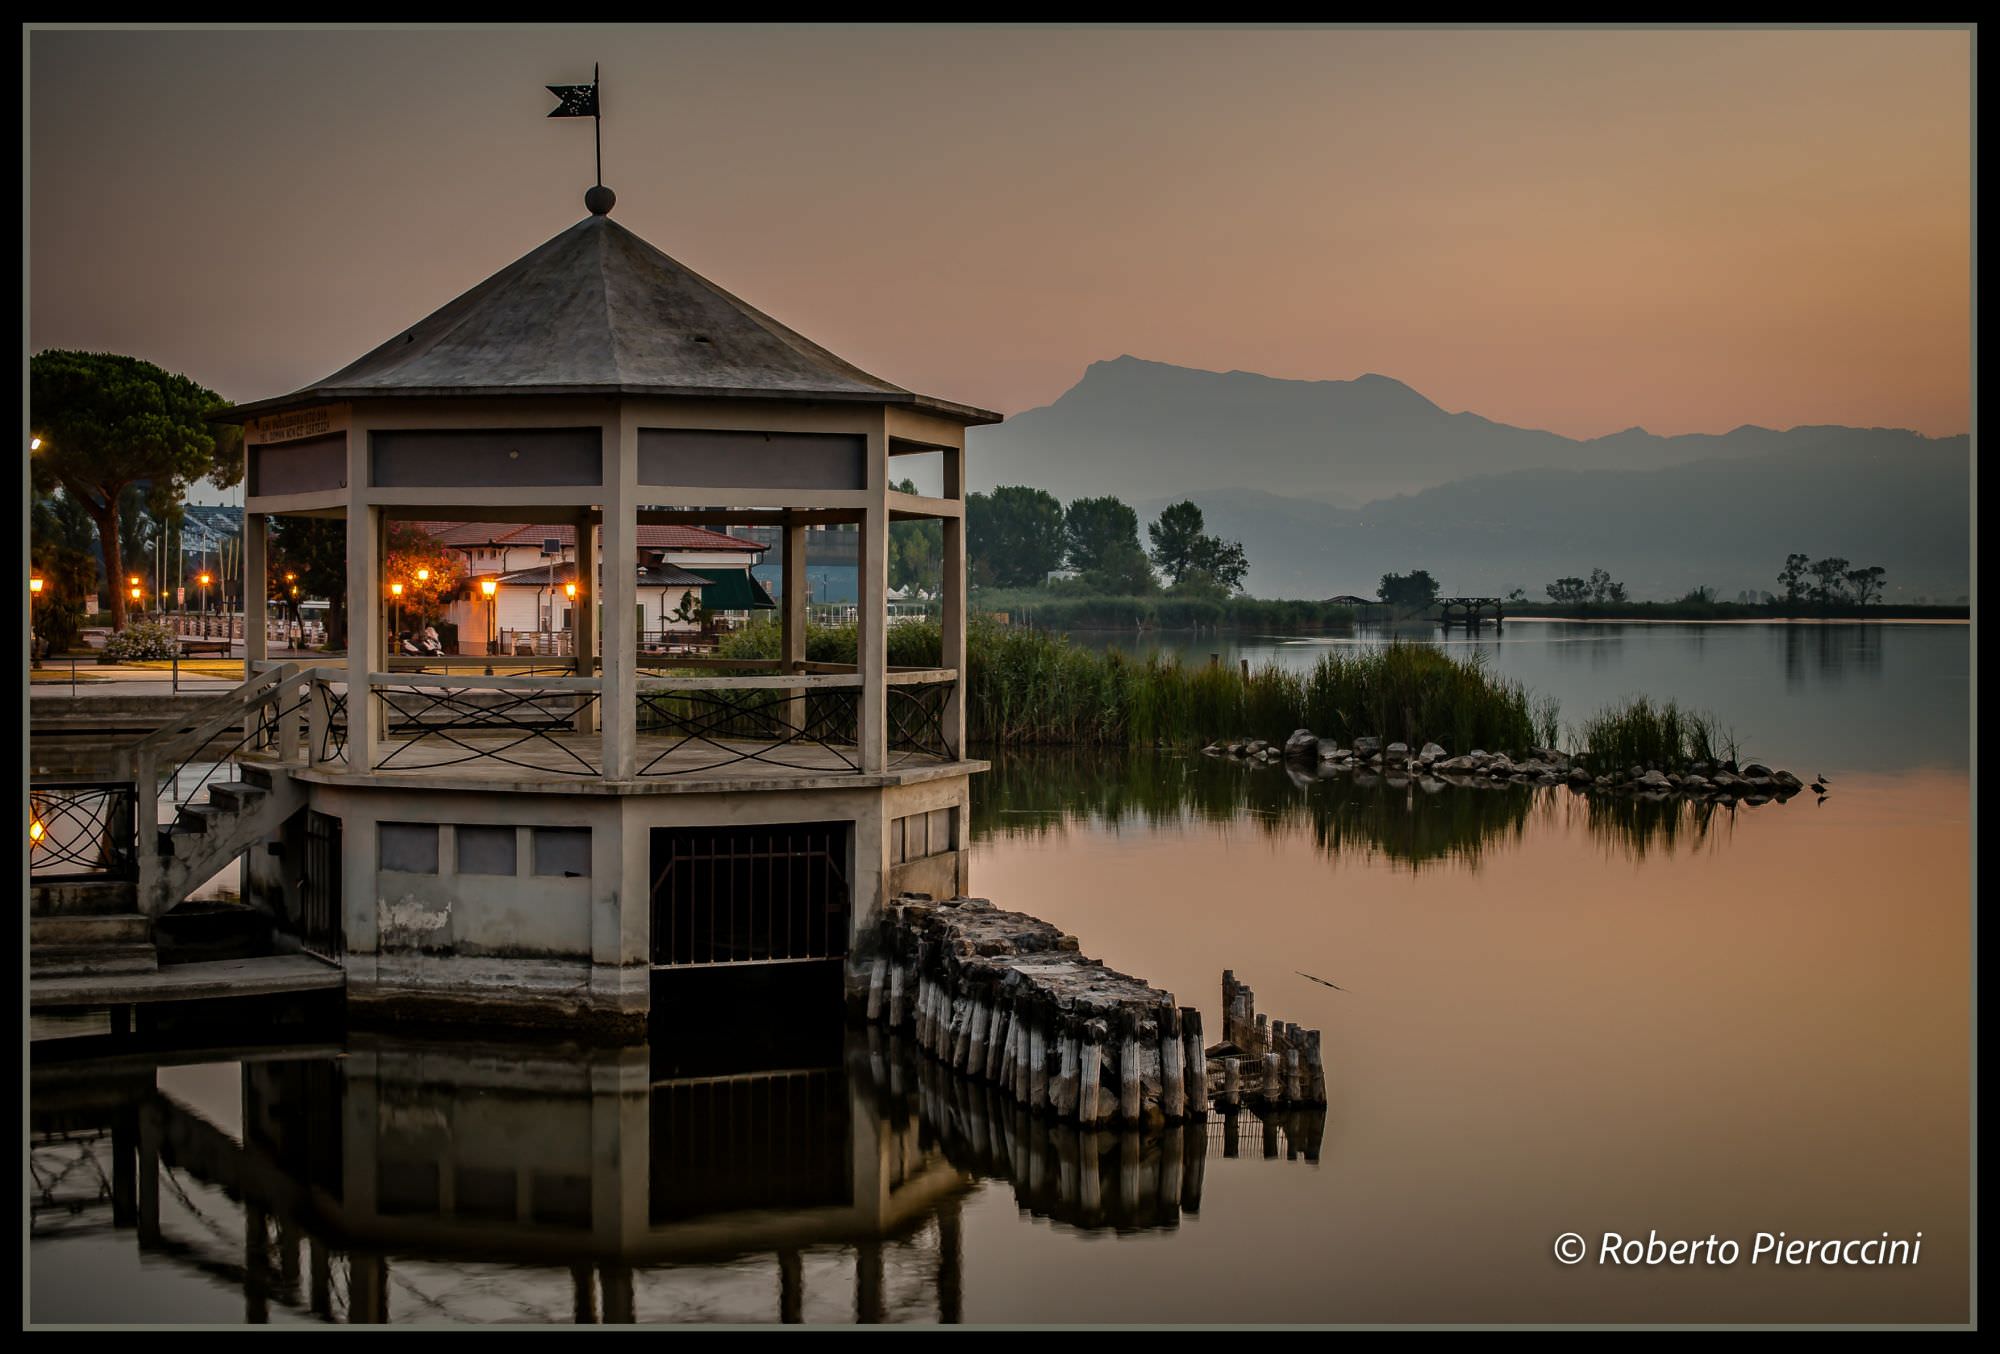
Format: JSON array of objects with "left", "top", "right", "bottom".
[{"left": 548, "top": 63, "right": 603, "bottom": 186}]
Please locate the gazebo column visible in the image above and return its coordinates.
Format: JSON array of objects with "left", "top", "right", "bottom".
[
  {"left": 781, "top": 511, "right": 807, "bottom": 732},
  {"left": 573, "top": 510, "right": 597, "bottom": 733},
  {"left": 858, "top": 422, "right": 890, "bottom": 774},
  {"left": 347, "top": 503, "right": 384, "bottom": 771},
  {"left": 243, "top": 512, "right": 267, "bottom": 665},
  {"left": 601, "top": 419, "right": 639, "bottom": 778},
  {"left": 941, "top": 445, "right": 967, "bottom": 756}
]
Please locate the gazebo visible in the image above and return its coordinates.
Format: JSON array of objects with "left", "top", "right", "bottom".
[{"left": 211, "top": 189, "right": 998, "bottom": 1035}]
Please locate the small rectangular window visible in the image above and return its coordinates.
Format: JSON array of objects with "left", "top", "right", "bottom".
[
  {"left": 456, "top": 825, "right": 517, "bottom": 876},
  {"left": 533, "top": 827, "right": 591, "bottom": 877},
  {"left": 379, "top": 822, "right": 438, "bottom": 874}
]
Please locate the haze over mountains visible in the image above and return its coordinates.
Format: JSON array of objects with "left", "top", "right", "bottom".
[{"left": 967, "top": 357, "right": 1970, "bottom": 602}]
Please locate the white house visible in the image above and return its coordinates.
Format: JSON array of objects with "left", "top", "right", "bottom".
[{"left": 415, "top": 521, "right": 772, "bottom": 653}]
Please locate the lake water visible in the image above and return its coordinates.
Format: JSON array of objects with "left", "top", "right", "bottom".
[{"left": 29, "top": 623, "right": 1972, "bottom": 1325}]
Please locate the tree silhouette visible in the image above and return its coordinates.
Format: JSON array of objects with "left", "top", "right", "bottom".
[{"left": 29, "top": 350, "right": 241, "bottom": 630}]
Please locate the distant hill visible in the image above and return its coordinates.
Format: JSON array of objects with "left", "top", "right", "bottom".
[
  {"left": 972, "top": 355, "right": 1959, "bottom": 504},
  {"left": 1135, "top": 435, "right": 1970, "bottom": 602}
]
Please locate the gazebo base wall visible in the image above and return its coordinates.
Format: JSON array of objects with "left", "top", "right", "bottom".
[{"left": 288, "top": 768, "right": 974, "bottom": 1039}]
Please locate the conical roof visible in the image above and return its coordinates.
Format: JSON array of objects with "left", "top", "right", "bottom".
[{"left": 221, "top": 213, "right": 998, "bottom": 425}]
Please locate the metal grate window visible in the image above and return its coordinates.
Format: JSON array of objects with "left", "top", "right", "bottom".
[{"left": 649, "top": 823, "right": 851, "bottom": 966}]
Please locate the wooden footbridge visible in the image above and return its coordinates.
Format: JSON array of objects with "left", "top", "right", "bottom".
[{"left": 1435, "top": 597, "right": 1504, "bottom": 629}]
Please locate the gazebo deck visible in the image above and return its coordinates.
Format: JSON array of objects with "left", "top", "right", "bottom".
[{"left": 255, "top": 732, "right": 979, "bottom": 794}]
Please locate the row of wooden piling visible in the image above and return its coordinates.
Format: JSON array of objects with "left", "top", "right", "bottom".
[
  {"left": 865, "top": 898, "right": 1330, "bottom": 1126},
  {"left": 866, "top": 897, "right": 1209, "bottom": 1127},
  {"left": 1214, "top": 970, "right": 1329, "bottom": 1110}
]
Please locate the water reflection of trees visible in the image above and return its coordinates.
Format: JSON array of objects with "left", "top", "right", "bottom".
[
  {"left": 1781, "top": 624, "right": 1884, "bottom": 686},
  {"left": 1559, "top": 788, "right": 1735, "bottom": 862},
  {"left": 972, "top": 749, "right": 1737, "bottom": 868}
]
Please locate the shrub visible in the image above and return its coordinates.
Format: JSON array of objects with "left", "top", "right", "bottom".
[{"left": 102, "top": 619, "right": 179, "bottom": 662}]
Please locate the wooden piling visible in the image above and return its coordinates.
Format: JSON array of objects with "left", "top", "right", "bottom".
[
  {"left": 1078, "top": 1023, "right": 1104, "bottom": 1125},
  {"left": 1181, "top": 1007, "right": 1208, "bottom": 1116},
  {"left": 1012, "top": 1005, "right": 1032, "bottom": 1104},
  {"left": 887, "top": 956, "right": 907, "bottom": 1029},
  {"left": 1118, "top": 1010, "right": 1143, "bottom": 1124},
  {"left": 966, "top": 993, "right": 992, "bottom": 1074},
  {"left": 1221, "top": 1056, "right": 1241, "bottom": 1110},
  {"left": 1053, "top": 1023, "right": 1081, "bottom": 1119},
  {"left": 1028, "top": 1000, "right": 1051, "bottom": 1112},
  {"left": 950, "top": 988, "right": 974, "bottom": 1069},
  {"left": 866, "top": 955, "right": 888, "bottom": 1023},
  {"left": 1158, "top": 1002, "right": 1186, "bottom": 1121},
  {"left": 985, "top": 999, "right": 1012, "bottom": 1083},
  {"left": 1304, "top": 1029, "right": 1325, "bottom": 1105},
  {"left": 1262, "top": 1051, "right": 1283, "bottom": 1104},
  {"left": 1284, "top": 1048, "right": 1302, "bottom": 1103}
]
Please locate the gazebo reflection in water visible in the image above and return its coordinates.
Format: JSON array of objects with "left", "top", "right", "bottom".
[{"left": 29, "top": 1020, "right": 1327, "bottom": 1325}]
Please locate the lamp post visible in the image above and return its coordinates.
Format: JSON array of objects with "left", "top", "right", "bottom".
[
  {"left": 480, "top": 576, "right": 499, "bottom": 674},
  {"left": 29, "top": 575, "right": 43, "bottom": 670},
  {"left": 389, "top": 581, "right": 405, "bottom": 648},
  {"left": 564, "top": 579, "right": 579, "bottom": 657}
]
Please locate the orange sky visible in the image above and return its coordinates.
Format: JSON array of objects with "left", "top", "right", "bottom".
[{"left": 27, "top": 25, "right": 1972, "bottom": 439}]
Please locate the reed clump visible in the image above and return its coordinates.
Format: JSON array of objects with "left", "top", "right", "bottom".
[
  {"left": 1570, "top": 697, "right": 1736, "bottom": 774},
  {"left": 722, "top": 619, "right": 1542, "bottom": 751}
]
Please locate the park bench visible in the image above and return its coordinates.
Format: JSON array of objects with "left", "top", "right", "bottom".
[{"left": 176, "top": 637, "right": 234, "bottom": 658}]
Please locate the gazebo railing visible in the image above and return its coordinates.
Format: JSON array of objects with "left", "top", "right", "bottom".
[
  {"left": 364, "top": 672, "right": 603, "bottom": 776},
  {"left": 284, "top": 665, "right": 955, "bottom": 779},
  {"left": 635, "top": 668, "right": 958, "bottom": 776}
]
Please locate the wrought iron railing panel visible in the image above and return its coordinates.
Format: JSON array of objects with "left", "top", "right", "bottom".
[
  {"left": 636, "top": 685, "right": 862, "bottom": 777},
  {"left": 315, "top": 681, "right": 349, "bottom": 764},
  {"left": 370, "top": 681, "right": 602, "bottom": 776},
  {"left": 29, "top": 780, "right": 138, "bottom": 881},
  {"left": 886, "top": 680, "right": 955, "bottom": 763}
]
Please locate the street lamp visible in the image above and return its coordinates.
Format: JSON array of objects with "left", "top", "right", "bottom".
[
  {"left": 390, "top": 581, "right": 405, "bottom": 644},
  {"left": 480, "top": 576, "right": 499, "bottom": 673},
  {"left": 29, "top": 575, "right": 44, "bottom": 670}
]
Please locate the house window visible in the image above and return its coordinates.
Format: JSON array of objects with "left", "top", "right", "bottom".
[{"left": 379, "top": 822, "right": 439, "bottom": 874}]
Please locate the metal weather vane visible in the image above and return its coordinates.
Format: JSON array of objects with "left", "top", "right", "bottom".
[{"left": 548, "top": 63, "right": 603, "bottom": 187}]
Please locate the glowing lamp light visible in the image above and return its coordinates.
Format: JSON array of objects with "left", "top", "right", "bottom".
[
  {"left": 30, "top": 437, "right": 42, "bottom": 451},
  {"left": 480, "top": 578, "right": 498, "bottom": 599},
  {"left": 128, "top": 576, "right": 140, "bottom": 587},
  {"left": 415, "top": 567, "right": 431, "bottom": 583},
  {"left": 29, "top": 577, "right": 44, "bottom": 594},
  {"left": 565, "top": 582, "right": 578, "bottom": 599},
  {"left": 30, "top": 817, "right": 46, "bottom": 845},
  {"left": 198, "top": 573, "right": 211, "bottom": 587},
  {"left": 389, "top": 582, "right": 404, "bottom": 598},
  {"left": 129, "top": 586, "right": 142, "bottom": 602}
]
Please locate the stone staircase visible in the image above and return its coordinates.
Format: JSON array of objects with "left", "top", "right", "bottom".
[
  {"left": 147, "top": 763, "right": 307, "bottom": 918},
  {"left": 30, "top": 900, "right": 158, "bottom": 978}
]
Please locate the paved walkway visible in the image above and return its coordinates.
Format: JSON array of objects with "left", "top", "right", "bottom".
[{"left": 30, "top": 954, "right": 344, "bottom": 1009}]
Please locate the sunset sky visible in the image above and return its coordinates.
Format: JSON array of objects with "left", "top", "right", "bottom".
[{"left": 27, "top": 25, "right": 1973, "bottom": 441}]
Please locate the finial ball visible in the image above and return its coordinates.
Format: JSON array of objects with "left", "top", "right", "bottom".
[{"left": 585, "top": 184, "right": 616, "bottom": 215}]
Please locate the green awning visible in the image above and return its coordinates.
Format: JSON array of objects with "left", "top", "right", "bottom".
[{"left": 686, "top": 567, "right": 776, "bottom": 611}]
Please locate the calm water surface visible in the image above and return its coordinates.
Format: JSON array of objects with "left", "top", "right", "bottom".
[{"left": 30, "top": 624, "right": 1971, "bottom": 1324}]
